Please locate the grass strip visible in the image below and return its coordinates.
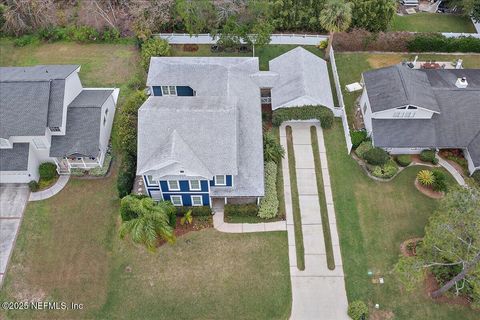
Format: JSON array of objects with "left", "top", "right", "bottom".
[
  {"left": 310, "top": 126, "right": 335, "bottom": 270},
  {"left": 286, "top": 125, "right": 305, "bottom": 270},
  {"left": 273, "top": 127, "right": 286, "bottom": 219}
]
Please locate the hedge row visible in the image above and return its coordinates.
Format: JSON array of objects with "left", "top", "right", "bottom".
[
  {"left": 224, "top": 203, "right": 258, "bottom": 216},
  {"left": 117, "top": 154, "right": 137, "bottom": 198},
  {"left": 258, "top": 161, "right": 279, "bottom": 219},
  {"left": 407, "top": 34, "right": 480, "bottom": 53},
  {"left": 272, "top": 105, "right": 334, "bottom": 129}
]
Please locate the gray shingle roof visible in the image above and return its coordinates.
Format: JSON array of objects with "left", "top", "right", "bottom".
[
  {"left": 140, "top": 58, "right": 264, "bottom": 197},
  {"left": 0, "top": 143, "right": 29, "bottom": 171},
  {"left": 0, "top": 81, "right": 50, "bottom": 138},
  {"left": 269, "top": 46, "right": 334, "bottom": 110},
  {"left": 363, "top": 64, "right": 439, "bottom": 113},
  {"left": 0, "top": 65, "right": 79, "bottom": 81},
  {"left": 49, "top": 90, "right": 112, "bottom": 157},
  {"left": 370, "top": 66, "right": 480, "bottom": 168},
  {"left": 0, "top": 65, "right": 79, "bottom": 138}
]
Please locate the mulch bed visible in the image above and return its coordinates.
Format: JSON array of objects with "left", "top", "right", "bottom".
[
  {"left": 424, "top": 271, "right": 471, "bottom": 307},
  {"left": 158, "top": 217, "right": 212, "bottom": 247},
  {"left": 414, "top": 178, "right": 444, "bottom": 199}
]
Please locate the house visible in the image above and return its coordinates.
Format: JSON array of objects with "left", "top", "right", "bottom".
[
  {"left": 360, "top": 64, "right": 480, "bottom": 175},
  {"left": 0, "top": 65, "right": 119, "bottom": 183},
  {"left": 137, "top": 47, "right": 334, "bottom": 206}
]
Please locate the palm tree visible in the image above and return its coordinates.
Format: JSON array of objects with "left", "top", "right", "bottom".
[
  {"left": 320, "top": 0, "right": 353, "bottom": 59},
  {"left": 119, "top": 196, "right": 176, "bottom": 251}
]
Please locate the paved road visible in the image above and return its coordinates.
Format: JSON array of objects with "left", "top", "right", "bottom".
[
  {"left": 280, "top": 122, "right": 349, "bottom": 320},
  {"left": 0, "top": 184, "right": 29, "bottom": 287}
]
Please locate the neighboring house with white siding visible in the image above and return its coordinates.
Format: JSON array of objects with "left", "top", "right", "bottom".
[
  {"left": 137, "top": 47, "right": 334, "bottom": 207},
  {"left": 0, "top": 65, "right": 119, "bottom": 183},
  {"left": 360, "top": 64, "right": 480, "bottom": 175}
]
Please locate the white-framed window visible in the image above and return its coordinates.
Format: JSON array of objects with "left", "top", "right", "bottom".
[
  {"left": 170, "top": 195, "right": 183, "bottom": 206},
  {"left": 189, "top": 180, "right": 201, "bottom": 191},
  {"left": 191, "top": 195, "right": 203, "bottom": 206},
  {"left": 215, "top": 175, "right": 226, "bottom": 186},
  {"left": 161, "top": 86, "right": 177, "bottom": 96},
  {"left": 146, "top": 175, "right": 157, "bottom": 185},
  {"left": 167, "top": 180, "right": 180, "bottom": 191}
]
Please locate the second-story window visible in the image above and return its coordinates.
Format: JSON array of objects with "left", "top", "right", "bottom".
[
  {"left": 167, "top": 180, "right": 180, "bottom": 191},
  {"left": 161, "top": 86, "right": 177, "bottom": 96},
  {"left": 189, "top": 180, "right": 201, "bottom": 191},
  {"left": 215, "top": 175, "right": 226, "bottom": 186}
]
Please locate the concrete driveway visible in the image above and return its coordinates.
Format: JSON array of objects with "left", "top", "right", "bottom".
[{"left": 0, "top": 184, "right": 29, "bottom": 287}]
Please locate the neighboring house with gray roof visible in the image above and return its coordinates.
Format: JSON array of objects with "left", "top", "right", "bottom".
[
  {"left": 0, "top": 65, "right": 119, "bottom": 183},
  {"left": 138, "top": 47, "right": 333, "bottom": 207},
  {"left": 360, "top": 64, "right": 480, "bottom": 175}
]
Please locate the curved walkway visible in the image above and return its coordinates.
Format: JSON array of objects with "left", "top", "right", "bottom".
[
  {"left": 29, "top": 175, "right": 70, "bottom": 202},
  {"left": 212, "top": 203, "right": 286, "bottom": 233},
  {"left": 437, "top": 156, "right": 467, "bottom": 187}
]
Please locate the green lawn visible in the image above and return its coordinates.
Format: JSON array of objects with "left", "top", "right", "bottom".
[
  {"left": 323, "top": 120, "right": 478, "bottom": 319},
  {"left": 334, "top": 52, "right": 480, "bottom": 128},
  {"left": 390, "top": 13, "right": 476, "bottom": 33},
  {"left": 0, "top": 40, "right": 292, "bottom": 320}
]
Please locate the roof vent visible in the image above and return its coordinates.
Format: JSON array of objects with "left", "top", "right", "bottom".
[{"left": 455, "top": 77, "right": 468, "bottom": 89}]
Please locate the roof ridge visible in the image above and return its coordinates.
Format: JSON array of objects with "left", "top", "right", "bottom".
[{"left": 397, "top": 65, "right": 411, "bottom": 103}]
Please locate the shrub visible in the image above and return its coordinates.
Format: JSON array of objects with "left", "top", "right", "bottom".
[
  {"left": 396, "top": 154, "right": 412, "bottom": 167},
  {"left": 432, "top": 169, "right": 447, "bottom": 192},
  {"left": 14, "top": 34, "right": 39, "bottom": 46},
  {"left": 420, "top": 150, "right": 437, "bottom": 164},
  {"left": 120, "top": 194, "right": 147, "bottom": 221},
  {"left": 28, "top": 180, "right": 39, "bottom": 192},
  {"left": 317, "top": 39, "right": 328, "bottom": 49},
  {"left": 356, "top": 141, "right": 373, "bottom": 159},
  {"left": 38, "top": 26, "right": 69, "bottom": 42},
  {"left": 407, "top": 33, "right": 480, "bottom": 53},
  {"left": 117, "top": 154, "right": 136, "bottom": 198},
  {"left": 348, "top": 300, "right": 369, "bottom": 320},
  {"left": 272, "top": 105, "right": 334, "bottom": 129},
  {"left": 364, "top": 147, "right": 389, "bottom": 166},
  {"left": 70, "top": 25, "right": 99, "bottom": 42},
  {"left": 263, "top": 130, "right": 285, "bottom": 164},
  {"left": 351, "top": 130, "right": 367, "bottom": 148},
  {"left": 417, "top": 170, "right": 434, "bottom": 186},
  {"left": 473, "top": 171, "right": 480, "bottom": 185},
  {"left": 39, "top": 162, "right": 57, "bottom": 180},
  {"left": 117, "top": 90, "right": 147, "bottom": 156},
  {"left": 371, "top": 159, "right": 398, "bottom": 179},
  {"left": 224, "top": 203, "right": 258, "bottom": 216},
  {"left": 258, "top": 162, "right": 279, "bottom": 219},
  {"left": 101, "top": 27, "right": 120, "bottom": 42},
  {"left": 141, "top": 37, "right": 171, "bottom": 69},
  {"left": 176, "top": 206, "right": 212, "bottom": 216}
]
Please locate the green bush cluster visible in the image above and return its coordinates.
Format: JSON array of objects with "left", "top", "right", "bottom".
[
  {"left": 120, "top": 194, "right": 148, "bottom": 221},
  {"left": 348, "top": 300, "right": 369, "bottom": 320},
  {"left": 407, "top": 34, "right": 480, "bottom": 53},
  {"left": 15, "top": 26, "right": 122, "bottom": 47},
  {"left": 350, "top": 130, "right": 367, "bottom": 148},
  {"left": 432, "top": 169, "right": 448, "bottom": 192},
  {"left": 141, "top": 37, "right": 171, "bottom": 69},
  {"left": 473, "top": 171, "right": 480, "bottom": 186},
  {"left": 176, "top": 206, "right": 212, "bottom": 216},
  {"left": 224, "top": 203, "right": 258, "bottom": 216},
  {"left": 28, "top": 180, "right": 39, "bottom": 192},
  {"left": 371, "top": 159, "right": 398, "bottom": 179},
  {"left": 263, "top": 130, "right": 285, "bottom": 164},
  {"left": 272, "top": 105, "right": 334, "bottom": 129},
  {"left": 117, "top": 154, "right": 136, "bottom": 198},
  {"left": 420, "top": 150, "right": 438, "bottom": 164},
  {"left": 356, "top": 141, "right": 373, "bottom": 159},
  {"left": 39, "top": 162, "right": 57, "bottom": 180},
  {"left": 396, "top": 154, "right": 412, "bottom": 167},
  {"left": 258, "top": 162, "right": 279, "bottom": 219},
  {"left": 117, "top": 90, "right": 147, "bottom": 157},
  {"left": 364, "top": 147, "right": 389, "bottom": 166}
]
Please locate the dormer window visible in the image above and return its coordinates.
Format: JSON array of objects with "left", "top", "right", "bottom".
[{"left": 161, "top": 86, "right": 177, "bottom": 96}]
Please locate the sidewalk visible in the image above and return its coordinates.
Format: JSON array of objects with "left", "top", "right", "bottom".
[
  {"left": 29, "top": 175, "right": 70, "bottom": 201},
  {"left": 280, "top": 122, "right": 349, "bottom": 320},
  {"left": 212, "top": 201, "right": 286, "bottom": 233}
]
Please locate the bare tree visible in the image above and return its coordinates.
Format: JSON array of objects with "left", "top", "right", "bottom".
[{"left": 2, "top": 0, "right": 56, "bottom": 35}]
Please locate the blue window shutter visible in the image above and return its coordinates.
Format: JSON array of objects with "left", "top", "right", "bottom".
[
  {"left": 152, "top": 86, "right": 162, "bottom": 96},
  {"left": 226, "top": 175, "right": 233, "bottom": 186},
  {"left": 176, "top": 86, "right": 194, "bottom": 96}
]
